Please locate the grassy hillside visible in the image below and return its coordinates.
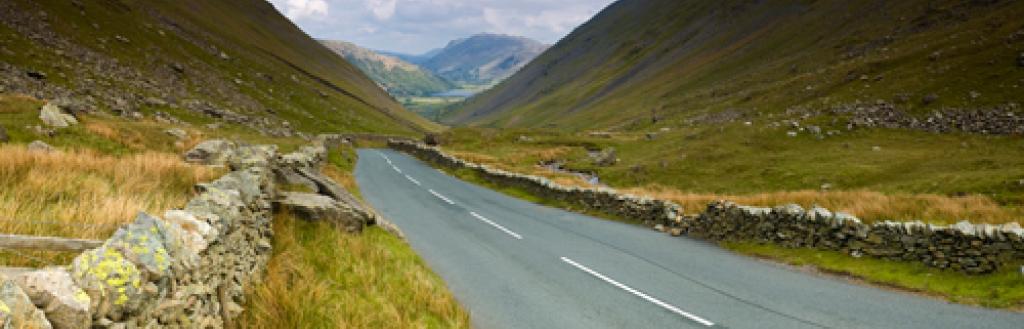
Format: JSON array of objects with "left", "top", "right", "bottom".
[
  {"left": 447, "top": 0, "right": 1024, "bottom": 130},
  {"left": 0, "top": 0, "right": 439, "bottom": 135},
  {"left": 320, "top": 40, "right": 454, "bottom": 97}
]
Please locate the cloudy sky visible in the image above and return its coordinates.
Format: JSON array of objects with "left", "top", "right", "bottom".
[{"left": 267, "top": 0, "right": 617, "bottom": 54}]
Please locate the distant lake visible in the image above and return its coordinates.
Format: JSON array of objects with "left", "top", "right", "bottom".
[{"left": 432, "top": 89, "right": 476, "bottom": 98}]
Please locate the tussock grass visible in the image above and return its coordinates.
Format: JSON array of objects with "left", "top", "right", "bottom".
[
  {"left": 0, "top": 144, "right": 220, "bottom": 266},
  {"left": 725, "top": 242, "right": 1024, "bottom": 309},
  {"left": 622, "top": 186, "right": 1016, "bottom": 225},
  {"left": 241, "top": 214, "right": 469, "bottom": 329}
]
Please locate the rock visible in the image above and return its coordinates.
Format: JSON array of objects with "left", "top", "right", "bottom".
[
  {"left": 517, "top": 135, "right": 533, "bottom": 143},
  {"left": 170, "top": 63, "right": 185, "bottom": 74},
  {"left": 871, "top": 146, "right": 882, "bottom": 152},
  {"left": 820, "top": 183, "right": 833, "bottom": 191},
  {"left": 11, "top": 269, "right": 91, "bottom": 329},
  {"left": 219, "top": 51, "right": 230, "bottom": 60},
  {"left": 165, "top": 128, "right": 187, "bottom": 140},
  {"left": 1, "top": 274, "right": 53, "bottom": 329},
  {"left": 922, "top": 93, "right": 939, "bottom": 105},
  {"left": 162, "top": 210, "right": 215, "bottom": 253},
  {"left": 0, "top": 124, "right": 8, "bottom": 143},
  {"left": 184, "top": 139, "right": 236, "bottom": 165},
  {"left": 274, "top": 192, "right": 366, "bottom": 233},
  {"left": 807, "top": 125, "right": 822, "bottom": 135},
  {"left": 27, "top": 141, "right": 55, "bottom": 153},
  {"left": 144, "top": 97, "right": 167, "bottom": 107},
  {"left": 105, "top": 213, "right": 174, "bottom": 280},
  {"left": 70, "top": 244, "right": 144, "bottom": 321},
  {"left": 424, "top": 133, "right": 445, "bottom": 146},
  {"left": 39, "top": 103, "right": 78, "bottom": 128},
  {"left": 969, "top": 91, "right": 981, "bottom": 100},
  {"left": 786, "top": 131, "right": 798, "bottom": 137},
  {"left": 26, "top": 70, "right": 47, "bottom": 80},
  {"left": 590, "top": 148, "right": 617, "bottom": 166}
]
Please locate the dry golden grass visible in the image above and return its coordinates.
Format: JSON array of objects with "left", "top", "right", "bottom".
[
  {"left": 621, "top": 185, "right": 1021, "bottom": 225},
  {"left": 322, "top": 165, "right": 361, "bottom": 201},
  {"left": 84, "top": 120, "right": 203, "bottom": 153},
  {"left": 0, "top": 144, "right": 221, "bottom": 266},
  {"left": 242, "top": 214, "right": 470, "bottom": 328}
]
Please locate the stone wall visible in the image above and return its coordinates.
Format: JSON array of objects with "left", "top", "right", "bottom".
[
  {"left": 0, "top": 140, "right": 371, "bottom": 328},
  {"left": 389, "top": 140, "right": 1024, "bottom": 275}
]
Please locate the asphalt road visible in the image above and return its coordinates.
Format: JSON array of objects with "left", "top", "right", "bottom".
[{"left": 355, "top": 149, "right": 1023, "bottom": 329}]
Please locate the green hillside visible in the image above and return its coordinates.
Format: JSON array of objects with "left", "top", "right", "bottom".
[
  {"left": 320, "top": 40, "right": 454, "bottom": 97},
  {"left": 447, "top": 0, "right": 1024, "bottom": 131},
  {"left": 0, "top": 0, "right": 439, "bottom": 135}
]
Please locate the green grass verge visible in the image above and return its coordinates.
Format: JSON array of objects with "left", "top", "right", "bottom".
[{"left": 724, "top": 241, "right": 1024, "bottom": 309}]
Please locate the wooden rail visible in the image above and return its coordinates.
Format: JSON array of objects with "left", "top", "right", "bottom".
[{"left": 0, "top": 234, "right": 103, "bottom": 252}]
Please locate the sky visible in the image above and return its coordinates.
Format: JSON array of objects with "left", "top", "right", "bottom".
[{"left": 266, "top": 0, "right": 617, "bottom": 54}]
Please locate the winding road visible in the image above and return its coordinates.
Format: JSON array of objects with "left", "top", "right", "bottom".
[{"left": 355, "top": 149, "right": 1023, "bottom": 329}]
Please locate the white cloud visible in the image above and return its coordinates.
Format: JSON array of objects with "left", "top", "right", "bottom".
[
  {"left": 367, "top": 0, "right": 398, "bottom": 20},
  {"left": 274, "top": 0, "right": 329, "bottom": 20},
  {"left": 270, "top": 0, "right": 616, "bottom": 53}
]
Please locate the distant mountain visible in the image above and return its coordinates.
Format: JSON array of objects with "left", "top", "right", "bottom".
[
  {"left": 380, "top": 48, "right": 443, "bottom": 65},
  {"left": 446, "top": 0, "right": 1024, "bottom": 130},
  {"left": 421, "top": 33, "right": 548, "bottom": 86},
  {"left": 321, "top": 40, "right": 453, "bottom": 97}
]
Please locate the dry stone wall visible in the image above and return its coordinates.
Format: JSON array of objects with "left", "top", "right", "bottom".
[
  {"left": 0, "top": 140, "right": 369, "bottom": 329},
  {"left": 389, "top": 140, "right": 1024, "bottom": 275}
]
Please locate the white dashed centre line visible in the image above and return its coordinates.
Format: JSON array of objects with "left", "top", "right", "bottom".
[
  {"left": 405, "top": 175, "right": 421, "bottom": 186},
  {"left": 393, "top": 166, "right": 402, "bottom": 174},
  {"left": 428, "top": 189, "right": 456, "bottom": 205},
  {"left": 560, "top": 257, "right": 715, "bottom": 327},
  {"left": 469, "top": 211, "right": 523, "bottom": 240}
]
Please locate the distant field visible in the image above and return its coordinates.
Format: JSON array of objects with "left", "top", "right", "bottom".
[{"left": 437, "top": 127, "right": 1024, "bottom": 225}]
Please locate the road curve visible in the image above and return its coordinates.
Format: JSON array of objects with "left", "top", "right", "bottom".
[{"left": 355, "top": 149, "right": 1023, "bottom": 329}]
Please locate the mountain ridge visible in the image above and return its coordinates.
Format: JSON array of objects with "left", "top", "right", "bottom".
[
  {"left": 320, "top": 40, "right": 454, "bottom": 97},
  {"left": 421, "top": 33, "right": 549, "bottom": 86},
  {"left": 446, "top": 0, "right": 1024, "bottom": 132}
]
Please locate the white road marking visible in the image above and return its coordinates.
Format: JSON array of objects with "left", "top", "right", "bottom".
[
  {"left": 469, "top": 211, "right": 523, "bottom": 240},
  {"left": 405, "top": 175, "right": 421, "bottom": 186},
  {"left": 428, "top": 189, "right": 456, "bottom": 205},
  {"left": 393, "top": 166, "right": 402, "bottom": 174},
  {"left": 560, "top": 257, "right": 715, "bottom": 327}
]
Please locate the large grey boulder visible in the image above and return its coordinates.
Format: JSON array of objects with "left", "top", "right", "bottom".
[
  {"left": 1, "top": 275, "right": 52, "bottom": 329},
  {"left": 10, "top": 269, "right": 91, "bottom": 329},
  {"left": 295, "top": 167, "right": 365, "bottom": 212},
  {"left": 38, "top": 103, "right": 78, "bottom": 128},
  {"left": 184, "top": 139, "right": 236, "bottom": 165},
  {"left": 275, "top": 192, "right": 366, "bottom": 232}
]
